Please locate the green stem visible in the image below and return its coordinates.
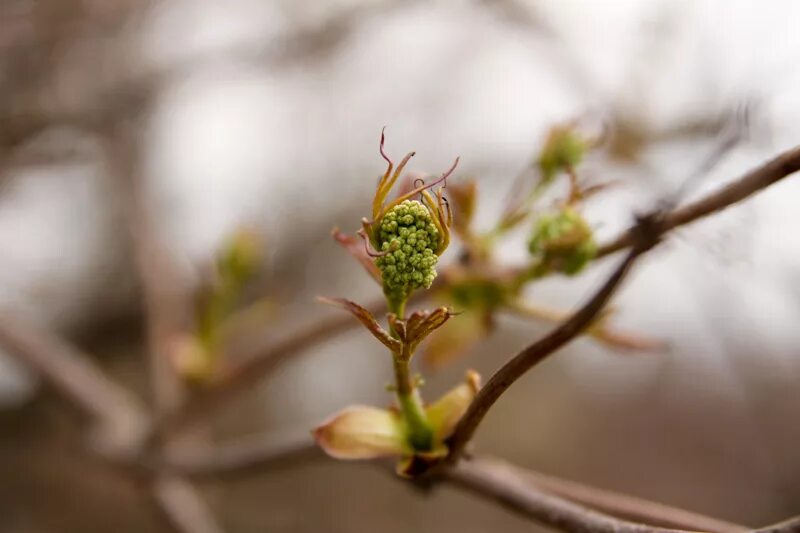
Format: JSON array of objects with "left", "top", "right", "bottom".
[{"left": 387, "top": 292, "right": 434, "bottom": 452}]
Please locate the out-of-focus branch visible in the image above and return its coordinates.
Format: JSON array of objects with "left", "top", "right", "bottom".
[
  {"left": 156, "top": 296, "right": 390, "bottom": 437},
  {"left": 754, "top": 515, "right": 800, "bottom": 533},
  {"left": 0, "top": 313, "right": 149, "bottom": 449},
  {"left": 597, "top": 144, "right": 800, "bottom": 258},
  {"left": 164, "top": 432, "right": 744, "bottom": 532},
  {"left": 150, "top": 475, "right": 225, "bottom": 533},
  {"left": 108, "top": 123, "right": 222, "bottom": 533},
  {"left": 166, "top": 433, "right": 323, "bottom": 480},
  {"left": 110, "top": 124, "right": 191, "bottom": 416}
]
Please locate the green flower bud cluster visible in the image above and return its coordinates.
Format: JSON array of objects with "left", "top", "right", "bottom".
[
  {"left": 528, "top": 209, "right": 596, "bottom": 275},
  {"left": 376, "top": 200, "right": 440, "bottom": 299},
  {"left": 538, "top": 128, "right": 586, "bottom": 182}
]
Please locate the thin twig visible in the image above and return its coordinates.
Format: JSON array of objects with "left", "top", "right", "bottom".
[
  {"left": 109, "top": 123, "right": 222, "bottom": 533},
  {"left": 164, "top": 432, "right": 743, "bottom": 532},
  {"left": 156, "top": 296, "right": 390, "bottom": 437},
  {"left": 444, "top": 457, "right": 686, "bottom": 533},
  {"left": 0, "top": 313, "right": 149, "bottom": 450},
  {"left": 753, "top": 515, "right": 800, "bottom": 533},
  {"left": 165, "top": 432, "right": 323, "bottom": 480},
  {"left": 150, "top": 475, "right": 225, "bottom": 533},
  {"left": 597, "top": 144, "right": 800, "bottom": 258},
  {"left": 110, "top": 124, "right": 191, "bottom": 416},
  {"left": 511, "top": 462, "right": 747, "bottom": 533},
  {"left": 447, "top": 228, "right": 659, "bottom": 462}
]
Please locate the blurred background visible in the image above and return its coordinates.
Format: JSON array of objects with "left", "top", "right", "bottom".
[{"left": 2, "top": 1, "right": 800, "bottom": 531}]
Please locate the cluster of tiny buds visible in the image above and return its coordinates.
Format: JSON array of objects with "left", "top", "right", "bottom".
[{"left": 376, "top": 200, "right": 440, "bottom": 296}]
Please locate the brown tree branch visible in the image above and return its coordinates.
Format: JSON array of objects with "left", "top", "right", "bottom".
[
  {"left": 447, "top": 236, "right": 657, "bottom": 462},
  {"left": 0, "top": 313, "right": 149, "bottom": 449},
  {"left": 163, "top": 432, "right": 744, "bottom": 532},
  {"left": 156, "top": 296, "right": 390, "bottom": 437},
  {"left": 165, "top": 432, "right": 323, "bottom": 480},
  {"left": 597, "top": 144, "right": 800, "bottom": 258},
  {"left": 507, "top": 462, "right": 747, "bottom": 533},
  {"left": 447, "top": 143, "right": 800, "bottom": 462},
  {"left": 108, "top": 122, "right": 222, "bottom": 533},
  {"left": 110, "top": 124, "right": 192, "bottom": 417},
  {"left": 753, "top": 515, "right": 800, "bottom": 533},
  {"left": 150, "top": 475, "right": 225, "bottom": 533},
  {"left": 443, "top": 457, "right": 687, "bottom": 533}
]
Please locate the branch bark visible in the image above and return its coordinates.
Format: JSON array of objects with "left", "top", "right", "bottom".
[
  {"left": 0, "top": 313, "right": 149, "bottom": 449},
  {"left": 444, "top": 457, "right": 686, "bottom": 533},
  {"left": 597, "top": 144, "right": 800, "bottom": 258},
  {"left": 753, "top": 515, "right": 800, "bottom": 533},
  {"left": 163, "top": 432, "right": 745, "bottom": 533},
  {"left": 446, "top": 235, "right": 656, "bottom": 462},
  {"left": 156, "top": 296, "right": 389, "bottom": 437},
  {"left": 448, "top": 143, "right": 800, "bottom": 461}
]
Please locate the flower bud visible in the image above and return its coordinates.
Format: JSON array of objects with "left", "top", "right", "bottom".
[
  {"left": 375, "top": 199, "right": 441, "bottom": 300},
  {"left": 528, "top": 208, "right": 596, "bottom": 275}
]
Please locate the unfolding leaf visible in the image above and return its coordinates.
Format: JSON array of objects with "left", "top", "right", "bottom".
[
  {"left": 426, "top": 370, "right": 481, "bottom": 441},
  {"left": 313, "top": 406, "right": 410, "bottom": 460},
  {"left": 318, "top": 296, "right": 401, "bottom": 354},
  {"left": 331, "top": 227, "right": 381, "bottom": 283}
]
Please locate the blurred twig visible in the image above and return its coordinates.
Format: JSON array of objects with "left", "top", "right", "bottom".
[
  {"left": 150, "top": 475, "right": 225, "bottom": 533},
  {"left": 597, "top": 144, "right": 800, "bottom": 258},
  {"left": 754, "top": 515, "right": 800, "bottom": 533},
  {"left": 156, "top": 295, "right": 390, "bottom": 437},
  {"left": 163, "top": 432, "right": 744, "bottom": 532},
  {"left": 0, "top": 313, "right": 149, "bottom": 449},
  {"left": 109, "top": 122, "right": 223, "bottom": 533}
]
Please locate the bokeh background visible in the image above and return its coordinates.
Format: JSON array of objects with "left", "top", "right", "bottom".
[{"left": 2, "top": 1, "right": 800, "bottom": 531}]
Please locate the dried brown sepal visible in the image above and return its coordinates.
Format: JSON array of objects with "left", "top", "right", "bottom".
[
  {"left": 331, "top": 227, "right": 382, "bottom": 283},
  {"left": 318, "top": 296, "right": 401, "bottom": 354},
  {"left": 387, "top": 306, "right": 455, "bottom": 355}
]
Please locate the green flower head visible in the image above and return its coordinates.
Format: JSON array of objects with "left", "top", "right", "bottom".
[
  {"left": 360, "top": 130, "right": 459, "bottom": 301},
  {"left": 528, "top": 208, "right": 596, "bottom": 275},
  {"left": 375, "top": 199, "right": 440, "bottom": 297}
]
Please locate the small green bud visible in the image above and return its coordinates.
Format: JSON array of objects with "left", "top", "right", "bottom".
[
  {"left": 538, "top": 126, "right": 587, "bottom": 182},
  {"left": 376, "top": 200, "right": 441, "bottom": 300},
  {"left": 528, "top": 208, "right": 596, "bottom": 275}
]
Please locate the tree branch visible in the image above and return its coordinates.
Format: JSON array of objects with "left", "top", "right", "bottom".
[
  {"left": 447, "top": 143, "right": 800, "bottom": 461},
  {"left": 447, "top": 233, "right": 657, "bottom": 462},
  {"left": 156, "top": 296, "right": 389, "bottom": 437},
  {"left": 754, "top": 515, "right": 800, "bottom": 533},
  {"left": 165, "top": 432, "right": 323, "bottom": 480},
  {"left": 150, "top": 475, "right": 225, "bottom": 533},
  {"left": 443, "top": 457, "right": 686, "bottom": 533},
  {"left": 108, "top": 121, "right": 221, "bottom": 533},
  {"left": 0, "top": 313, "right": 149, "bottom": 449},
  {"left": 162, "top": 432, "right": 744, "bottom": 532},
  {"left": 110, "top": 124, "right": 191, "bottom": 417},
  {"left": 597, "top": 144, "right": 800, "bottom": 258},
  {"left": 501, "top": 460, "right": 747, "bottom": 533}
]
